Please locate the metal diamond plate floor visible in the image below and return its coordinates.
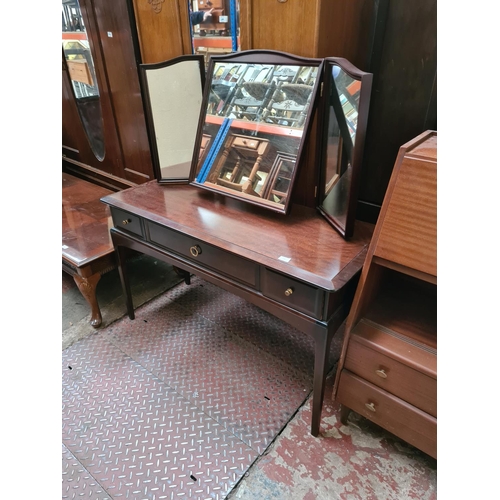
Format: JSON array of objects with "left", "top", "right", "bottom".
[{"left": 63, "top": 276, "right": 342, "bottom": 499}]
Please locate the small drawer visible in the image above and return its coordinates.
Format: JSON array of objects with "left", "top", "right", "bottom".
[
  {"left": 111, "top": 208, "right": 144, "bottom": 237},
  {"left": 261, "top": 268, "right": 324, "bottom": 319},
  {"left": 147, "top": 221, "right": 258, "bottom": 287},
  {"left": 337, "top": 370, "right": 436, "bottom": 458},
  {"left": 345, "top": 338, "right": 437, "bottom": 417},
  {"left": 232, "top": 137, "right": 260, "bottom": 149}
]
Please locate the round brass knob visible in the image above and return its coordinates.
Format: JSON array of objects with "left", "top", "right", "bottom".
[
  {"left": 375, "top": 369, "right": 387, "bottom": 379},
  {"left": 122, "top": 219, "right": 131, "bottom": 225},
  {"left": 365, "top": 402, "right": 376, "bottom": 412},
  {"left": 284, "top": 287, "right": 294, "bottom": 297},
  {"left": 190, "top": 245, "right": 202, "bottom": 257}
]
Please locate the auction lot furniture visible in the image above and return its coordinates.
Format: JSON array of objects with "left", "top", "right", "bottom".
[
  {"left": 333, "top": 131, "right": 437, "bottom": 458},
  {"left": 62, "top": 173, "right": 116, "bottom": 327},
  {"left": 101, "top": 182, "right": 373, "bottom": 436}
]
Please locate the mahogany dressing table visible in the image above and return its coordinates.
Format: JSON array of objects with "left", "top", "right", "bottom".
[
  {"left": 101, "top": 182, "right": 373, "bottom": 436},
  {"left": 105, "top": 52, "right": 375, "bottom": 435}
]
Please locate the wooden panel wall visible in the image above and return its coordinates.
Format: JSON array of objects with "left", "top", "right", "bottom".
[
  {"left": 240, "top": 0, "right": 320, "bottom": 56},
  {"left": 131, "top": 0, "right": 191, "bottom": 64},
  {"left": 240, "top": 0, "right": 374, "bottom": 67},
  {"left": 316, "top": 0, "right": 375, "bottom": 68},
  {"left": 356, "top": 0, "right": 437, "bottom": 222}
]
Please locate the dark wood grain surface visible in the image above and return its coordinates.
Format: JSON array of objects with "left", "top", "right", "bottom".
[
  {"left": 63, "top": 173, "right": 114, "bottom": 266},
  {"left": 102, "top": 182, "right": 374, "bottom": 290}
]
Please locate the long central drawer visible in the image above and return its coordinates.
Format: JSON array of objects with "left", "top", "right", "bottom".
[{"left": 147, "top": 220, "right": 259, "bottom": 287}]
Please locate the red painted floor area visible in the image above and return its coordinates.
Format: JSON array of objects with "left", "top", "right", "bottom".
[
  {"left": 62, "top": 276, "right": 437, "bottom": 499},
  {"left": 229, "top": 372, "right": 436, "bottom": 499}
]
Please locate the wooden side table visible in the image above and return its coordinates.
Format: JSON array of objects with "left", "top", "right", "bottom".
[{"left": 62, "top": 173, "right": 117, "bottom": 327}]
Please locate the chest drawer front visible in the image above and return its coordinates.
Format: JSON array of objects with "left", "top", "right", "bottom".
[
  {"left": 344, "top": 339, "right": 436, "bottom": 417},
  {"left": 111, "top": 208, "right": 144, "bottom": 237},
  {"left": 261, "top": 268, "right": 324, "bottom": 319},
  {"left": 147, "top": 221, "right": 258, "bottom": 287},
  {"left": 337, "top": 370, "right": 436, "bottom": 458}
]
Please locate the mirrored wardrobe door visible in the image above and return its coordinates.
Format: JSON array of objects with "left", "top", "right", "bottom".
[{"left": 62, "top": 0, "right": 105, "bottom": 160}]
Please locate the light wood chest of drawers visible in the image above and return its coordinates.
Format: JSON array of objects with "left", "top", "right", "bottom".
[{"left": 333, "top": 130, "right": 437, "bottom": 458}]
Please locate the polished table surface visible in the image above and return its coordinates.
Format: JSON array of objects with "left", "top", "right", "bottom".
[
  {"left": 101, "top": 181, "right": 374, "bottom": 434},
  {"left": 102, "top": 181, "right": 374, "bottom": 291},
  {"left": 62, "top": 172, "right": 114, "bottom": 267}
]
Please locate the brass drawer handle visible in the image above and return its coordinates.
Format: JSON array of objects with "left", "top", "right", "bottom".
[
  {"left": 122, "top": 219, "right": 131, "bottom": 225},
  {"left": 284, "top": 287, "right": 294, "bottom": 297},
  {"left": 365, "top": 402, "right": 376, "bottom": 412},
  {"left": 190, "top": 245, "right": 202, "bottom": 257},
  {"left": 375, "top": 369, "right": 387, "bottom": 379}
]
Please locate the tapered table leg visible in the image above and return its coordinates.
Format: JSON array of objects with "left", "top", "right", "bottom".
[
  {"left": 310, "top": 328, "right": 334, "bottom": 436},
  {"left": 115, "top": 244, "right": 135, "bottom": 320}
]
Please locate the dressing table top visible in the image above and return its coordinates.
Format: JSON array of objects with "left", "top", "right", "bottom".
[{"left": 102, "top": 181, "right": 374, "bottom": 291}]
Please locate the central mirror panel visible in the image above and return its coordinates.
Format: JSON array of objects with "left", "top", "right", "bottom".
[{"left": 189, "top": 50, "right": 323, "bottom": 214}]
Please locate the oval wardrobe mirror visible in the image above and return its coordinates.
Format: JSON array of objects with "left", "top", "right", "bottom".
[
  {"left": 317, "top": 58, "right": 373, "bottom": 239},
  {"left": 140, "top": 55, "right": 205, "bottom": 183},
  {"left": 189, "top": 50, "right": 323, "bottom": 214},
  {"left": 62, "top": 0, "right": 105, "bottom": 161},
  {"left": 188, "top": 0, "right": 241, "bottom": 64}
]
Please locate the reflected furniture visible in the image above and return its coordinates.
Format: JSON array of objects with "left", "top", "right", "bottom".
[
  {"left": 101, "top": 182, "right": 374, "bottom": 436},
  {"left": 332, "top": 131, "right": 437, "bottom": 458},
  {"left": 190, "top": 50, "right": 323, "bottom": 215},
  {"left": 62, "top": 173, "right": 116, "bottom": 328}
]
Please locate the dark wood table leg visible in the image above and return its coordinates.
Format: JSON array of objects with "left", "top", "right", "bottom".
[
  {"left": 310, "top": 326, "right": 334, "bottom": 436},
  {"left": 73, "top": 273, "right": 102, "bottom": 327},
  {"left": 173, "top": 266, "right": 191, "bottom": 285},
  {"left": 114, "top": 243, "right": 135, "bottom": 320},
  {"left": 340, "top": 404, "right": 351, "bottom": 425}
]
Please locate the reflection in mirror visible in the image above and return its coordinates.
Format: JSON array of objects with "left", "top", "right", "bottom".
[
  {"left": 62, "top": 0, "right": 105, "bottom": 161},
  {"left": 188, "top": 0, "right": 240, "bottom": 65},
  {"left": 190, "top": 51, "right": 323, "bottom": 214},
  {"left": 317, "top": 58, "right": 373, "bottom": 239},
  {"left": 140, "top": 55, "right": 205, "bottom": 183}
]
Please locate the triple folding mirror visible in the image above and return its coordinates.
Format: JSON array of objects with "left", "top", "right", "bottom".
[{"left": 141, "top": 50, "right": 372, "bottom": 237}]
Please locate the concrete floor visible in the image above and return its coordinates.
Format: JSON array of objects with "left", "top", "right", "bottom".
[{"left": 62, "top": 255, "right": 437, "bottom": 499}]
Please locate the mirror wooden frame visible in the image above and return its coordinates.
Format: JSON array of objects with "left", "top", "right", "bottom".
[
  {"left": 316, "top": 57, "right": 373, "bottom": 239},
  {"left": 140, "top": 54, "right": 206, "bottom": 184},
  {"left": 189, "top": 49, "right": 323, "bottom": 214}
]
